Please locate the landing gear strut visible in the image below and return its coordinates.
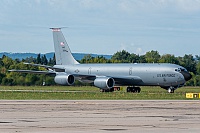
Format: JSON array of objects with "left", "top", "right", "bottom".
[{"left": 127, "top": 86, "right": 141, "bottom": 93}]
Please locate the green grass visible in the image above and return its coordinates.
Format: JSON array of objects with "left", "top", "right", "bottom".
[
  {"left": 0, "top": 86, "right": 199, "bottom": 100},
  {"left": 0, "top": 86, "right": 97, "bottom": 91}
]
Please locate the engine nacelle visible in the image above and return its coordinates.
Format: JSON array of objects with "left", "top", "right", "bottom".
[
  {"left": 54, "top": 74, "right": 75, "bottom": 85},
  {"left": 94, "top": 77, "right": 115, "bottom": 89}
]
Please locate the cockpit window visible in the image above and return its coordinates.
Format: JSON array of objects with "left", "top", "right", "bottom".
[
  {"left": 181, "top": 68, "right": 187, "bottom": 72},
  {"left": 175, "top": 68, "right": 187, "bottom": 72},
  {"left": 175, "top": 68, "right": 181, "bottom": 72}
]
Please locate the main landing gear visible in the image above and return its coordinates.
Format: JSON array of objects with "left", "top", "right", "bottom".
[
  {"left": 100, "top": 87, "right": 141, "bottom": 93},
  {"left": 127, "top": 86, "right": 141, "bottom": 93},
  {"left": 100, "top": 88, "right": 114, "bottom": 92}
]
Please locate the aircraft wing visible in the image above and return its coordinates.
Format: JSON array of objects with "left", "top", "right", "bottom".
[
  {"left": 73, "top": 73, "right": 143, "bottom": 85},
  {"left": 73, "top": 74, "right": 96, "bottom": 83},
  {"left": 9, "top": 69, "right": 56, "bottom": 76},
  {"left": 113, "top": 76, "right": 143, "bottom": 86}
]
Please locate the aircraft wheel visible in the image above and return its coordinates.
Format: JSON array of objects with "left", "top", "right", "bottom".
[
  {"left": 127, "top": 87, "right": 141, "bottom": 93},
  {"left": 100, "top": 88, "right": 114, "bottom": 92},
  {"left": 127, "top": 87, "right": 131, "bottom": 92},
  {"left": 100, "top": 89, "right": 104, "bottom": 92},
  {"left": 137, "top": 87, "right": 141, "bottom": 93},
  {"left": 168, "top": 88, "right": 175, "bottom": 93},
  {"left": 132, "top": 88, "right": 136, "bottom": 93},
  {"left": 109, "top": 88, "right": 114, "bottom": 92}
]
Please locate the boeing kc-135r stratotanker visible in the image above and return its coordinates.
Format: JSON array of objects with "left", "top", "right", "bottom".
[{"left": 9, "top": 28, "right": 192, "bottom": 93}]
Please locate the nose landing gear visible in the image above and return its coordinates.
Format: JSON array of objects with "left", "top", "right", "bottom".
[{"left": 168, "top": 87, "right": 175, "bottom": 93}]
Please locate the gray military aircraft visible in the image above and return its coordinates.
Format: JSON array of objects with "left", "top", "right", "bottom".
[{"left": 9, "top": 28, "right": 192, "bottom": 93}]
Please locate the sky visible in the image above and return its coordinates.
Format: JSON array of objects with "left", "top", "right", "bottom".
[{"left": 0, "top": 0, "right": 200, "bottom": 57}]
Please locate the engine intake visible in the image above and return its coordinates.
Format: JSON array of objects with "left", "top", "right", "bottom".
[
  {"left": 94, "top": 77, "right": 115, "bottom": 89},
  {"left": 54, "top": 74, "right": 75, "bottom": 85}
]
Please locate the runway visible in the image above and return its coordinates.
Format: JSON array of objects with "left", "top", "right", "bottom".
[{"left": 0, "top": 100, "right": 199, "bottom": 133}]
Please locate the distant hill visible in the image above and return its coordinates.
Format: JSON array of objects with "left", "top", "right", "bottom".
[{"left": 0, "top": 52, "right": 112, "bottom": 61}]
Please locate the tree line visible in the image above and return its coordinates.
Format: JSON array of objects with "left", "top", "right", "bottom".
[{"left": 0, "top": 50, "right": 200, "bottom": 86}]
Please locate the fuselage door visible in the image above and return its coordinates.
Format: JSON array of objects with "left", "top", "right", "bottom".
[
  {"left": 129, "top": 67, "right": 132, "bottom": 75},
  {"left": 88, "top": 67, "right": 92, "bottom": 75}
]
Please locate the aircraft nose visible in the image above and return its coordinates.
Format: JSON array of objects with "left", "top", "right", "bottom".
[{"left": 181, "top": 71, "right": 192, "bottom": 81}]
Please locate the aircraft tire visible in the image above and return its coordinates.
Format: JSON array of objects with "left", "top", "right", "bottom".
[
  {"left": 100, "top": 89, "right": 104, "bottom": 92},
  {"left": 136, "top": 87, "right": 141, "bottom": 93},
  {"left": 127, "top": 87, "right": 131, "bottom": 92},
  {"left": 100, "top": 88, "right": 114, "bottom": 92},
  {"left": 109, "top": 88, "right": 114, "bottom": 92},
  {"left": 168, "top": 87, "right": 175, "bottom": 93},
  {"left": 127, "top": 87, "right": 141, "bottom": 93}
]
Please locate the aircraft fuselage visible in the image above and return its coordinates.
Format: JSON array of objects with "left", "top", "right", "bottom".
[{"left": 55, "top": 63, "right": 187, "bottom": 88}]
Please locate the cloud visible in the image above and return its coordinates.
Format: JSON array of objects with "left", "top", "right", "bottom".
[
  {"left": 0, "top": 0, "right": 199, "bottom": 56},
  {"left": 2, "top": 0, "right": 200, "bottom": 12},
  {"left": 117, "top": 0, "right": 200, "bottom": 14},
  {"left": 1, "top": 0, "right": 200, "bottom": 23},
  {"left": 136, "top": 48, "right": 143, "bottom": 55},
  {"left": 120, "top": 43, "right": 144, "bottom": 55},
  {"left": 176, "top": 0, "right": 200, "bottom": 12}
]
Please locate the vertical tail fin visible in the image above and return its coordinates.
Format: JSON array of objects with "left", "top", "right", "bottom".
[{"left": 50, "top": 28, "right": 79, "bottom": 65}]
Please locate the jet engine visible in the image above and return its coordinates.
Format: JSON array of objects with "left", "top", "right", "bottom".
[
  {"left": 94, "top": 77, "right": 115, "bottom": 89},
  {"left": 54, "top": 74, "right": 75, "bottom": 85}
]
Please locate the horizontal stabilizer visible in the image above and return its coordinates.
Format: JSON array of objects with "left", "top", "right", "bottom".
[
  {"left": 9, "top": 69, "right": 56, "bottom": 76},
  {"left": 24, "top": 62, "right": 53, "bottom": 68},
  {"left": 24, "top": 63, "right": 65, "bottom": 72}
]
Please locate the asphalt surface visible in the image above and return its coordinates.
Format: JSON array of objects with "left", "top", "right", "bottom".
[{"left": 0, "top": 100, "right": 199, "bottom": 133}]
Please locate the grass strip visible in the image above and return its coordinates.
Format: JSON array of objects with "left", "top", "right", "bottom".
[{"left": 0, "top": 86, "right": 199, "bottom": 100}]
